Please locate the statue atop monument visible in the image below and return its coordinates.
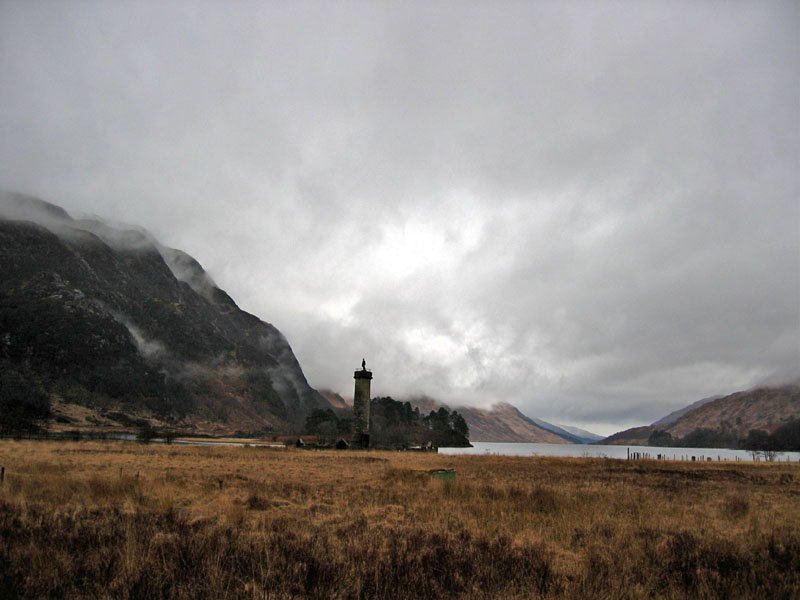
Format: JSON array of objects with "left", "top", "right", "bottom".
[{"left": 362, "top": 358, "right": 366, "bottom": 370}]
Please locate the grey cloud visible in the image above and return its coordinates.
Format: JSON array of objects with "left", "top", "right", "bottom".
[{"left": 1, "top": 1, "right": 798, "bottom": 435}]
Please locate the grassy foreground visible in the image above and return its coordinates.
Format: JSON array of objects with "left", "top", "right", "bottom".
[{"left": 0, "top": 441, "right": 798, "bottom": 599}]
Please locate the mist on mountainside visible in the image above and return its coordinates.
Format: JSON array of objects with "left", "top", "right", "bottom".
[{"left": 0, "top": 193, "right": 327, "bottom": 435}]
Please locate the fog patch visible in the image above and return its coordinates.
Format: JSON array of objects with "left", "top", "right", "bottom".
[
  {"left": 71, "top": 218, "right": 158, "bottom": 251},
  {"left": 97, "top": 303, "right": 167, "bottom": 360},
  {"left": 159, "top": 246, "right": 219, "bottom": 302},
  {"left": 0, "top": 191, "right": 73, "bottom": 228},
  {"left": 125, "top": 322, "right": 166, "bottom": 359},
  {"left": 256, "top": 329, "right": 302, "bottom": 368},
  {"left": 265, "top": 365, "right": 303, "bottom": 400}
]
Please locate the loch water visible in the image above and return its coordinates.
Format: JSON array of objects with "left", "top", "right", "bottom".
[{"left": 440, "top": 441, "right": 800, "bottom": 462}]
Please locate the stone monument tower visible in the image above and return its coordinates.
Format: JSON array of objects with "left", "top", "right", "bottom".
[{"left": 353, "top": 358, "right": 372, "bottom": 448}]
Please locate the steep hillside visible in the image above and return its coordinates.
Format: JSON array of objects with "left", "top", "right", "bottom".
[
  {"left": 0, "top": 193, "right": 328, "bottom": 435},
  {"left": 599, "top": 385, "right": 800, "bottom": 445},
  {"left": 597, "top": 426, "right": 653, "bottom": 446},
  {"left": 663, "top": 386, "right": 800, "bottom": 439},
  {"left": 318, "top": 389, "right": 350, "bottom": 410}
]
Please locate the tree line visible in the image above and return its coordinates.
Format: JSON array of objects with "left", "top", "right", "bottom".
[
  {"left": 0, "top": 369, "right": 52, "bottom": 434},
  {"left": 304, "top": 397, "right": 470, "bottom": 448},
  {"left": 648, "top": 419, "right": 800, "bottom": 452}
]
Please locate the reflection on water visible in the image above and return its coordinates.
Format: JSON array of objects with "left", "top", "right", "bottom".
[{"left": 440, "top": 441, "right": 800, "bottom": 462}]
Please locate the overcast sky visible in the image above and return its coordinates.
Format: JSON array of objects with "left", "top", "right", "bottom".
[{"left": 1, "top": 1, "right": 798, "bottom": 435}]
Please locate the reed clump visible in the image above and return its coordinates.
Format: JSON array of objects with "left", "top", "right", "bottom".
[{"left": 0, "top": 440, "right": 798, "bottom": 599}]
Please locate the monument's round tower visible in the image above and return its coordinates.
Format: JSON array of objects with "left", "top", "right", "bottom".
[{"left": 353, "top": 359, "right": 372, "bottom": 448}]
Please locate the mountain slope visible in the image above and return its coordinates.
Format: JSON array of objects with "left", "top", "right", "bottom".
[
  {"left": 460, "top": 403, "right": 577, "bottom": 443},
  {"left": 663, "top": 386, "right": 799, "bottom": 439},
  {"left": 0, "top": 192, "right": 327, "bottom": 434},
  {"left": 318, "top": 389, "right": 350, "bottom": 410},
  {"left": 596, "top": 426, "right": 652, "bottom": 446},
  {"left": 599, "top": 385, "right": 800, "bottom": 445},
  {"left": 651, "top": 395, "right": 720, "bottom": 428}
]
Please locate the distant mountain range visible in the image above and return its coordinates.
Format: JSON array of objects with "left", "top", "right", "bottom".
[
  {"left": 529, "top": 418, "right": 604, "bottom": 444},
  {"left": 0, "top": 192, "right": 328, "bottom": 435},
  {"left": 599, "top": 385, "right": 800, "bottom": 445},
  {"left": 395, "top": 396, "right": 600, "bottom": 444}
]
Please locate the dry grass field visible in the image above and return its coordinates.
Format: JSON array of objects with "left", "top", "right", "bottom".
[{"left": 0, "top": 440, "right": 798, "bottom": 599}]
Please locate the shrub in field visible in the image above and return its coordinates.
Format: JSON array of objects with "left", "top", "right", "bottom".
[{"left": 720, "top": 495, "right": 750, "bottom": 520}]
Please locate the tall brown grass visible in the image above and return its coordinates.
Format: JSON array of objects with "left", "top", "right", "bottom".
[{"left": 0, "top": 440, "right": 798, "bottom": 598}]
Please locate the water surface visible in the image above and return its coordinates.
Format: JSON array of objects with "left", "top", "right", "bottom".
[{"left": 440, "top": 441, "right": 800, "bottom": 462}]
